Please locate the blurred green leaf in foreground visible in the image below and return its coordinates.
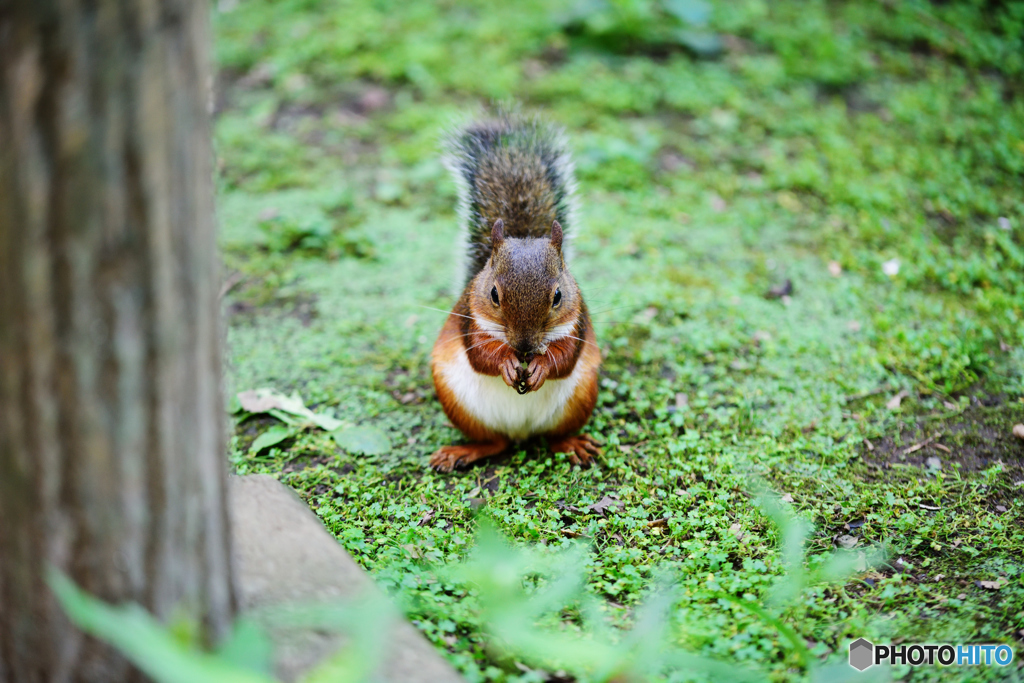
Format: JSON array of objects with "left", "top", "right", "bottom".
[{"left": 51, "top": 493, "right": 884, "bottom": 682}]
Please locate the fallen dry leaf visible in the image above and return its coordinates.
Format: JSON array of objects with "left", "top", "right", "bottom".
[
  {"left": 358, "top": 85, "right": 390, "bottom": 113},
  {"left": 977, "top": 579, "right": 1006, "bottom": 590},
  {"left": 957, "top": 593, "right": 967, "bottom": 600},
  {"left": 886, "top": 390, "right": 909, "bottom": 410},
  {"left": 1013, "top": 424, "right": 1024, "bottom": 441},
  {"left": 588, "top": 495, "right": 622, "bottom": 516},
  {"left": 903, "top": 440, "right": 930, "bottom": 455},
  {"left": 237, "top": 387, "right": 343, "bottom": 431},
  {"left": 765, "top": 279, "right": 793, "bottom": 300},
  {"left": 647, "top": 518, "right": 669, "bottom": 528},
  {"left": 836, "top": 534, "right": 858, "bottom": 549},
  {"left": 237, "top": 389, "right": 282, "bottom": 413},
  {"left": 995, "top": 505, "right": 1007, "bottom": 513},
  {"left": 781, "top": 493, "right": 794, "bottom": 503}
]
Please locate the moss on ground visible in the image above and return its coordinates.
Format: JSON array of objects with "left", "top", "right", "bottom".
[{"left": 214, "top": 1, "right": 1023, "bottom": 680}]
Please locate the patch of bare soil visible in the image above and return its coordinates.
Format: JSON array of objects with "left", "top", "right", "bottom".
[
  {"left": 226, "top": 286, "right": 319, "bottom": 327},
  {"left": 863, "top": 399, "right": 1024, "bottom": 504}
]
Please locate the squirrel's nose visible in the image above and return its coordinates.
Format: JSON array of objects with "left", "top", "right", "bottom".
[{"left": 513, "top": 342, "right": 535, "bottom": 361}]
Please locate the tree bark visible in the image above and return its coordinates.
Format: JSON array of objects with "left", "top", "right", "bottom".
[{"left": 0, "top": 1, "right": 235, "bottom": 681}]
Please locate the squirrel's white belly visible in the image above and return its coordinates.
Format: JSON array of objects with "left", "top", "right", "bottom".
[{"left": 442, "top": 345, "right": 585, "bottom": 441}]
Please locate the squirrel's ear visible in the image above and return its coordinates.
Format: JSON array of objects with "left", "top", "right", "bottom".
[
  {"left": 491, "top": 219, "right": 505, "bottom": 249},
  {"left": 550, "top": 220, "right": 563, "bottom": 253}
]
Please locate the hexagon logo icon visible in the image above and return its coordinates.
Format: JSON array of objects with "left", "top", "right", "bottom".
[{"left": 849, "top": 638, "right": 875, "bottom": 671}]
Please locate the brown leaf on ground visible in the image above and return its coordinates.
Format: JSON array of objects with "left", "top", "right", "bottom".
[
  {"left": 765, "top": 279, "right": 793, "bottom": 299},
  {"left": 977, "top": 579, "right": 1006, "bottom": 590},
  {"left": 886, "top": 390, "right": 909, "bottom": 410},
  {"left": 836, "top": 534, "right": 858, "bottom": 549},
  {"left": 237, "top": 389, "right": 282, "bottom": 413},
  {"left": 588, "top": 495, "right": 622, "bottom": 515}
]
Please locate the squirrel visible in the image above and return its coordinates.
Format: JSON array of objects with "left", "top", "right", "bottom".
[{"left": 429, "top": 110, "right": 602, "bottom": 472}]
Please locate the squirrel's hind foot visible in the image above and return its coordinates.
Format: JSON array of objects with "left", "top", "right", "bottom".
[
  {"left": 429, "top": 440, "right": 509, "bottom": 473},
  {"left": 549, "top": 434, "right": 602, "bottom": 467}
]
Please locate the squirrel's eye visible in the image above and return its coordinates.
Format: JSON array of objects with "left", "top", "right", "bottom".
[
  {"left": 552, "top": 288, "right": 562, "bottom": 307},
  {"left": 491, "top": 286, "right": 500, "bottom": 306}
]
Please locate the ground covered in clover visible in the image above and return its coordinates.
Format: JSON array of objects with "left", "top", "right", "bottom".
[{"left": 213, "top": 1, "right": 1024, "bottom": 681}]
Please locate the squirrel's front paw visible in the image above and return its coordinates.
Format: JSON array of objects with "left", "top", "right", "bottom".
[
  {"left": 549, "top": 434, "right": 602, "bottom": 467},
  {"left": 499, "top": 357, "right": 520, "bottom": 390},
  {"left": 524, "top": 355, "right": 551, "bottom": 392},
  {"left": 429, "top": 441, "right": 508, "bottom": 472}
]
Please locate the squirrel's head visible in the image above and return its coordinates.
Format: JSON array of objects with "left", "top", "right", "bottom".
[{"left": 469, "top": 219, "right": 580, "bottom": 360}]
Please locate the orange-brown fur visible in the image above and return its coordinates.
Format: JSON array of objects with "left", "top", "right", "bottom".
[{"left": 430, "top": 300, "right": 601, "bottom": 471}]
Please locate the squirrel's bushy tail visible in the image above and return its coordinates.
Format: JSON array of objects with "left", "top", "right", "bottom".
[{"left": 444, "top": 109, "right": 577, "bottom": 283}]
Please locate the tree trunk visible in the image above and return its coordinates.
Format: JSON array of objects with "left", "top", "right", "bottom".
[{"left": 0, "top": 0, "right": 235, "bottom": 680}]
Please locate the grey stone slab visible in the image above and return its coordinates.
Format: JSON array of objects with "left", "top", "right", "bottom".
[{"left": 230, "top": 474, "right": 463, "bottom": 683}]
